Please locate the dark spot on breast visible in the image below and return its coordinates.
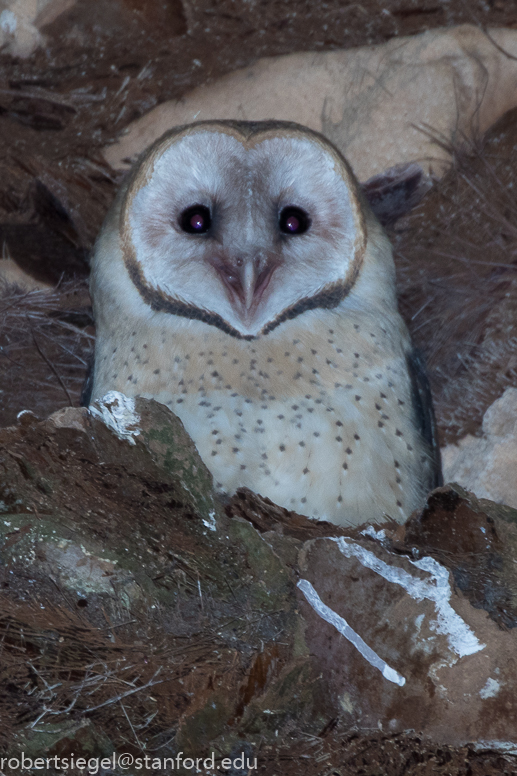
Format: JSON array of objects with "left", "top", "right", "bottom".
[
  {"left": 354, "top": 434, "right": 360, "bottom": 441},
  {"left": 279, "top": 445, "right": 285, "bottom": 452}
]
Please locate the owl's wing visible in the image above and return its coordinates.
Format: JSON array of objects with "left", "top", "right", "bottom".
[{"left": 406, "top": 348, "right": 443, "bottom": 490}]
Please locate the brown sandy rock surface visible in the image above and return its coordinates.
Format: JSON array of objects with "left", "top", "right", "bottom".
[{"left": 1, "top": 396, "right": 517, "bottom": 772}]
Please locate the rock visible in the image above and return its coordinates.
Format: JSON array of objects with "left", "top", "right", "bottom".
[
  {"left": 298, "top": 484, "right": 517, "bottom": 749},
  {"left": 442, "top": 388, "right": 517, "bottom": 509},
  {"left": 0, "top": 395, "right": 321, "bottom": 759},
  {"left": 3, "top": 396, "right": 517, "bottom": 760},
  {"left": 0, "top": 0, "right": 75, "bottom": 58},
  {"left": 104, "top": 25, "right": 517, "bottom": 181}
]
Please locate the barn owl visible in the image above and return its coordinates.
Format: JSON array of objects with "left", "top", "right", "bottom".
[{"left": 88, "top": 120, "right": 442, "bottom": 526}]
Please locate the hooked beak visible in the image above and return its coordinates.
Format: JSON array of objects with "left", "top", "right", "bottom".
[{"left": 209, "top": 255, "right": 278, "bottom": 320}]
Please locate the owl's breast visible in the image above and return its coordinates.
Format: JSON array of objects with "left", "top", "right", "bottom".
[{"left": 91, "top": 314, "right": 430, "bottom": 526}]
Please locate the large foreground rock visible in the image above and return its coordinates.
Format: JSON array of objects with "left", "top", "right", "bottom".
[{"left": 1, "top": 395, "right": 517, "bottom": 768}]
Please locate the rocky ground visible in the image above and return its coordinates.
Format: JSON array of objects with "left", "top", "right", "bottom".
[
  {"left": 3, "top": 395, "right": 517, "bottom": 775},
  {"left": 2, "top": 1, "right": 517, "bottom": 773}
]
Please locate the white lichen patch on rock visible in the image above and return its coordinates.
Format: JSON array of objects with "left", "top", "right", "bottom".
[
  {"left": 41, "top": 540, "right": 120, "bottom": 594},
  {"left": 89, "top": 391, "right": 141, "bottom": 446},
  {"left": 331, "top": 537, "right": 484, "bottom": 659},
  {"left": 297, "top": 578, "right": 406, "bottom": 686},
  {"left": 202, "top": 511, "right": 217, "bottom": 532},
  {"left": 479, "top": 677, "right": 501, "bottom": 700}
]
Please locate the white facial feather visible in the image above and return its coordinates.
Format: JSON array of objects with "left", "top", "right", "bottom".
[{"left": 125, "top": 130, "right": 365, "bottom": 337}]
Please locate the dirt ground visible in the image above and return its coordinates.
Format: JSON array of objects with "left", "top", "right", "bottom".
[{"left": 2, "top": 1, "right": 517, "bottom": 773}]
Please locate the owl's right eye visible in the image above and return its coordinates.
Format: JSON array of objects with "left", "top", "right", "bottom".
[{"left": 179, "top": 205, "right": 212, "bottom": 234}]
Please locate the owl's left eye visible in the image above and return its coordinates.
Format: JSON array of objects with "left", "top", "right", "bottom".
[
  {"left": 179, "top": 205, "right": 212, "bottom": 234},
  {"left": 279, "top": 206, "right": 311, "bottom": 236}
]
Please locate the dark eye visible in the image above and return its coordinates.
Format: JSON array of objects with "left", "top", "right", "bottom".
[
  {"left": 179, "top": 204, "right": 211, "bottom": 234},
  {"left": 279, "top": 206, "right": 311, "bottom": 235}
]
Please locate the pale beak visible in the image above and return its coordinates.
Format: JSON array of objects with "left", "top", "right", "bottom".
[{"left": 209, "top": 255, "right": 278, "bottom": 319}]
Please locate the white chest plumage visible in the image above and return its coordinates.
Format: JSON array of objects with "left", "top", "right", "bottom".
[{"left": 89, "top": 119, "right": 441, "bottom": 526}]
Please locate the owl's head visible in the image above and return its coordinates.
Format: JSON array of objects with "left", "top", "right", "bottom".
[{"left": 98, "top": 121, "right": 394, "bottom": 339}]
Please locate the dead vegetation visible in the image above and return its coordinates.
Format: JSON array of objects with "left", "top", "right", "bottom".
[{"left": 392, "top": 108, "right": 517, "bottom": 443}]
